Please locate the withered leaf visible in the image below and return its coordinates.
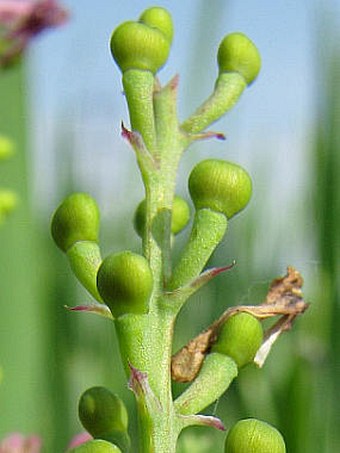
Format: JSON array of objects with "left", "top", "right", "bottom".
[{"left": 171, "top": 266, "right": 309, "bottom": 382}]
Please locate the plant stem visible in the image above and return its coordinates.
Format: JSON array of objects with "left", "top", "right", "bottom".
[
  {"left": 169, "top": 209, "right": 227, "bottom": 290},
  {"left": 115, "top": 308, "right": 179, "bottom": 453},
  {"left": 180, "top": 72, "right": 246, "bottom": 134},
  {"left": 117, "top": 65, "right": 239, "bottom": 452},
  {"left": 122, "top": 70, "right": 157, "bottom": 153},
  {"left": 116, "top": 71, "right": 188, "bottom": 452}
]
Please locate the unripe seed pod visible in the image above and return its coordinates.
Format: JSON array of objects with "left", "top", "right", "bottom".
[
  {"left": 212, "top": 312, "right": 263, "bottom": 368},
  {"left": 97, "top": 251, "right": 153, "bottom": 317},
  {"left": 139, "top": 6, "right": 173, "bottom": 43},
  {"left": 51, "top": 193, "right": 100, "bottom": 253},
  {"left": 134, "top": 195, "right": 190, "bottom": 237},
  {"left": 68, "top": 439, "right": 122, "bottom": 453},
  {"left": 218, "top": 32, "right": 261, "bottom": 85},
  {"left": 110, "top": 15, "right": 171, "bottom": 74},
  {"left": 188, "top": 159, "right": 252, "bottom": 219},
  {"left": 225, "top": 418, "right": 286, "bottom": 453}
]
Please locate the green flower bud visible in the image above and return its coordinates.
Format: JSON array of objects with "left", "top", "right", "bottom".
[
  {"left": 51, "top": 193, "right": 100, "bottom": 252},
  {"left": 0, "top": 135, "right": 14, "bottom": 160},
  {"left": 188, "top": 159, "right": 252, "bottom": 219},
  {"left": 97, "top": 251, "right": 153, "bottom": 317},
  {"left": 225, "top": 418, "right": 286, "bottom": 453},
  {"left": 78, "top": 386, "right": 130, "bottom": 451},
  {"left": 68, "top": 439, "right": 122, "bottom": 453},
  {"left": 212, "top": 313, "right": 263, "bottom": 368},
  {"left": 110, "top": 7, "right": 173, "bottom": 74},
  {"left": 217, "top": 32, "right": 261, "bottom": 85},
  {"left": 134, "top": 195, "right": 190, "bottom": 237},
  {"left": 139, "top": 6, "right": 174, "bottom": 43}
]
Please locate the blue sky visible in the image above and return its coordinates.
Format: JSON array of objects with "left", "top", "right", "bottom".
[{"left": 31, "top": 0, "right": 321, "bottom": 132}]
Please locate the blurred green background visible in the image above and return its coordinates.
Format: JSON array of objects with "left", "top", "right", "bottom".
[{"left": 0, "top": 1, "right": 339, "bottom": 451}]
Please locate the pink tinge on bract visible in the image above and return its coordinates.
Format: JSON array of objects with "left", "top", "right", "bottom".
[{"left": 0, "top": 433, "right": 42, "bottom": 453}]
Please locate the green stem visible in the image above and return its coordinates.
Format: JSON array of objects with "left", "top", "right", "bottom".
[
  {"left": 114, "top": 314, "right": 149, "bottom": 376},
  {"left": 136, "top": 396, "right": 180, "bottom": 453},
  {"left": 122, "top": 70, "right": 157, "bottom": 153},
  {"left": 141, "top": 78, "right": 184, "bottom": 291},
  {"left": 174, "top": 353, "right": 238, "bottom": 415},
  {"left": 180, "top": 72, "right": 246, "bottom": 134},
  {"left": 115, "top": 308, "right": 179, "bottom": 453},
  {"left": 66, "top": 241, "right": 102, "bottom": 301},
  {"left": 119, "top": 50, "right": 241, "bottom": 453},
  {"left": 169, "top": 209, "right": 227, "bottom": 290}
]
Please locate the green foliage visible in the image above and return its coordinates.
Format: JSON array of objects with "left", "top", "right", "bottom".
[
  {"left": 0, "top": 189, "right": 17, "bottom": 224},
  {"left": 0, "top": 135, "right": 14, "bottom": 160}
]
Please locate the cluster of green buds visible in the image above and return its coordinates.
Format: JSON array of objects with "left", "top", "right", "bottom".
[
  {"left": 0, "top": 135, "right": 17, "bottom": 224},
  {"left": 51, "top": 6, "right": 292, "bottom": 453}
]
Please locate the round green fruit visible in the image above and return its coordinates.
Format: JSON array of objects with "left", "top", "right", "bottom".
[
  {"left": 212, "top": 312, "right": 263, "bottom": 368},
  {"left": 225, "top": 418, "right": 286, "bottom": 453},
  {"left": 97, "top": 251, "right": 153, "bottom": 317},
  {"left": 134, "top": 195, "right": 190, "bottom": 237},
  {"left": 51, "top": 192, "right": 100, "bottom": 252},
  {"left": 110, "top": 20, "right": 170, "bottom": 74},
  {"left": 188, "top": 159, "right": 252, "bottom": 219},
  {"left": 217, "top": 32, "right": 261, "bottom": 85},
  {"left": 79, "top": 386, "right": 128, "bottom": 437},
  {"left": 139, "top": 6, "right": 173, "bottom": 43}
]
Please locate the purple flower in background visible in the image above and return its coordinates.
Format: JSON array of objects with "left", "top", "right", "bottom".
[
  {"left": 0, "top": 432, "right": 92, "bottom": 452},
  {"left": 0, "top": 0, "right": 68, "bottom": 67},
  {"left": 0, "top": 433, "right": 42, "bottom": 453},
  {"left": 66, "top": 432, "right": 93, "bottom": 450}
]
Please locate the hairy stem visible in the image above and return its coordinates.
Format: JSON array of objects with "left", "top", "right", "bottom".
[
  {"left": 169, "top": 209, "right": 227, "bottom": 290},
  {"left": 180, "top": 72, "right": 246, "bottom": 134}
]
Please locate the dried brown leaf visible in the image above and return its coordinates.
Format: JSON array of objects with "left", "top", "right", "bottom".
[{"left": 171, "top": 266, "right": 309, "bottom": 382}]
